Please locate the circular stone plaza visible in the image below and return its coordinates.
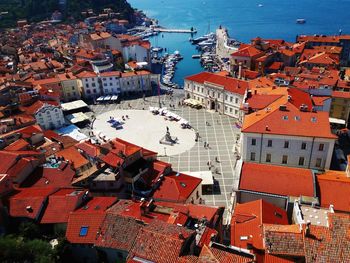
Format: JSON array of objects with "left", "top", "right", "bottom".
[
  {"left": 88, "top": 91, "right": 241, "bottom": 218},
  {"left": 94, "top": 109, "right": 196, "bottom": 156}
]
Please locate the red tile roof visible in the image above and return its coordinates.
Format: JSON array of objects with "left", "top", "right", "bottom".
[
  {"left": 153, "top": 172, "right": 202, "bottom": 203},
  {"left": 56, "top": 146, "right": 89, "bottom": 170},
  {"left": 263, "top": 224, "right": 304, "bottom": 256},
  {"left": 246, "top": 94, "right": 283, "bottom": 110},
  {"left": 287, "top": 88, "right": 313, "bottom": 109},
  {"left": 4, "top": 139, "right": 30, "bottom": 151},
  {"left": 239, "top": 163, "right": 315, "bottom": 198},
  {"left": 22, "top": 164, "right": 75, "bottom": 188},
  {"left": 231, "top": 200, "right": 288, "bottom": 250},
  {"left": 9, "top": 187, "right": 58, "bottom": 220},
  {"left": 20, "top": 100, "right": 59, "bottom": 115},
  {"left": 185, "top": 72, "right": 248, "bottom": 95},
  {"left": 242, "top": 102, "right": 336, "bottom": 139},
  {"left": 231, "top": 45, "right": 264, "bottom": 58},
  {"left": 128, "top": 220, "right": 194, "bottom": 263},
  {"left": 65, "top": 197, "right": 117, "bottom": 244},
  {"left": 332, "top": 90, "right": 350, "bottom": 99},
  {"left": 317, "top": 170, "right": 350, "bottom": 212},
  {"left": 76, "top": 70, "right": 97, "bottom": 79},
  {"left": 41, "top": 188, "right": 86, "bottom": 224},
  {"left": 304, "top": 213, "right": 350, "bottom": 262},
  {"left": 75, "top": 141, "right": 101, "bottom": 158},
  {"left": 95, "top": 213, "right": 143, "bottom": 251},
  {"left": 198, "top": 244, "right": 253, "bottom": 263}
]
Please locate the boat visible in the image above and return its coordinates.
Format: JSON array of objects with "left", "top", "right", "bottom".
[
  {"left": 192, "top": 54, "right": 201, "bottom": 59},
  {"left": 191, "top": 36, "right": 208, "bottom": 44},
  {"left": 258, "top": 4, "right": 263, "bottom": 7},
  {"left": 296, "top": 19, "right": 306, "bottom": 24},
  {"left": 151, "top": 47, "right": 163, "bottom": 52}
]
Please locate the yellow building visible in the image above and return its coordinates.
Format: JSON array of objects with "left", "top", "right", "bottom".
[
  {"left": 57, "top": 73, "right": 82, "bottom": 102},
  {"left": 330, "top": 91, "right": 350, "bottom": 122}
]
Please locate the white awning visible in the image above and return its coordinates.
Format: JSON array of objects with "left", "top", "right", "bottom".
[
  {"left": 61, "top": 100, "right": 88, "bottom": 111},
  {"left": 329, "top": 117, "right": 346, "bottom": 125},
  {"left": 182, "top": 171, "right": 213, "bottom": 185},
  {"left": 66, "top": 112, "right": 90, "bottom": 124}
]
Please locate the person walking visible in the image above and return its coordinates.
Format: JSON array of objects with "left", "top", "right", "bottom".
[
  {"left": 215, "top": 156, "right": 219, "bottom": 163},
  {"left": 204, "top": 141, "right": 207, "bottom": 148},
  {"left": 207, "top": 143, "right": 210, "bottom": 149}
]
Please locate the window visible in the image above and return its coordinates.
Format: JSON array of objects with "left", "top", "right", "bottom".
[
  {"left": 93, "top": 89, "right": 97, "bottom": 93},
  {"left": 250, "top": 152, "right": 256, "bottom": 161},
  {"left": 284, "top": 141, "right": 289, "bottom": 148},
  {"left": 282, "top": 155, "right": 288, "bottom": 164},
  {"left": 225, "top": 106, "right": 228, "bottom": 111},
  {"left": 79, "top": 226, "right": 89, "bottom": 236},
  {"left": 251, "top": 138, "right": 256, "bottom": 145},
  {"left": 299, "top": 157, "right": 305, "bottom": 166},
  {"left": 92, "top": 83, "right": 96, "bottom": 87},
  {"left": 266, "top": 153, "right": 271, "bottom": 163},
  {"left": 301, "top": 142, "right": 306, "bottom": 150},
  {"left": 316, "top": 158, "right": 322, "bottom": 167},
  {"left": 267, "top": 140, "right": 272, "bottom": 147},
  {"left": 230, "top": 96, "right": 233, "bottom": 102},
  {"left": 235, "top": 98, "right": 239, "bottom": 104},
  {"left": 86, "top": 83, "right": 89, "bottom": 88},
  {"left": 225, "top": 95, "right": 228, "bottom": 100},
  {"left": 87, "top": 90, "right": 91, "bottom": 94},
  {"left": 230, "top": 108, "right": 233, "bottom": 113},
  {"left": 319, "top": 144, "right": 324, "bottom": 151},
  {"left": 235, "top": 110, "right": 238, "bottom": 115}
]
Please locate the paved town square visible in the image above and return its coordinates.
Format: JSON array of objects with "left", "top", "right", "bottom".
[{"left": 89, "top": 91, "right": 241, "bottom": 217}]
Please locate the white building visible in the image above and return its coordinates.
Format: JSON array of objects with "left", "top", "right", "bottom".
[
  {"left": 76, "top": 71, "right": 100, "bottom": 99},
  {"left": 28, "top": 101, "right": 65, "bottom": 130},
  {"left": 241, "top": 101, "right": 336, "bottom": 170},
  {"left": 184, "top": 72, "right": 248, "bottom": 119},
  {"left": 100, "top": 71, "right": 122, "bottom": 95},
  {"left": 77, "top": 70, "right": 158, "bottom": 99},
  {"left": 119, "top": 71, "right": 157, "bottom": 95}
]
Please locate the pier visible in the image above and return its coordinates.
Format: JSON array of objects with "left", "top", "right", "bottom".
[{"left": 153, "top": 28, "right": 197, "bottom": 33}]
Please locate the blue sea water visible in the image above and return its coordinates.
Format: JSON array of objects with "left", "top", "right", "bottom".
[{"left": 128, "top": 0, "right": 350, "bottom": 85}]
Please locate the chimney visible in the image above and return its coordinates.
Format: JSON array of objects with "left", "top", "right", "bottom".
[
  {"left": 26, "top": 206, "right": 33, "bottom": 213},
  {"left": 265, "top": 125, "right": 270, "bottom": 131},
  {"left": 305, "top": 222, "right": 311, "bottom": 237},
  {"left": 238, "top": 62, "right": 242, "bottom": 79}
]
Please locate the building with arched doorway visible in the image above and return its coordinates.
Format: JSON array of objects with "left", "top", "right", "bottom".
[{"left": 184, "top": 71, "right": 248, "bottom": 120}]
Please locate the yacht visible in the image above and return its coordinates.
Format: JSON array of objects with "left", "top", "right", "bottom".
[{"left": 296, "top": 19, "right": 306, "bottom": 24}]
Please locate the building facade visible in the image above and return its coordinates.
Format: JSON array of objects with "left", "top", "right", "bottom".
[
  {"left": 241, "top": 132, "right": 335, "bottom": 170},
  {"left": 184, "top": 72, "right": 248, "bottom": 119},
  {"left": 35, "top": 103, "right": 65, "bottom": 130}
]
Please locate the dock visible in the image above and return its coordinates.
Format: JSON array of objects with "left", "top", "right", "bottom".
[{"left": 153, "top": 28, "right": 197, "bottom": 34}]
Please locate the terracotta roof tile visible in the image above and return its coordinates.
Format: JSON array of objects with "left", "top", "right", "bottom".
[
  {"left": 41, "top": 188, "right": 86, "bottom": 224},
  {"left": 128, "top": 220, "right": 195, "bottom": 263},
  {"left": 263, "top": 224, "right": 304, "bottom": 256},
  {"left": 242, "top": 102, "right": 336, "bottom": 139},
  {"left": 65, "top": 197, "right": 117, "bottom": 244},
  {"left": 56, "top": 146, "right": 89, "bottom": 170},
  {"left": 95, "top": 213, "right": 143, "bottom": 251},
  {"left": 185, "top": 72, "right": 248, "bottom": 95},
  {"left": 231, "top": 200, "right": 288, "bottom": 250},
  {"left": 9, "top": 187, "right": 58, "bottom": 220},
  {"left": 153, "top": 171, "right": 202, "bottom": 203},
  {"left": 317, "top": 170, "right": 350, "bottom": 212},
  {"left": 239, "top": 163, "right": 315, "bottom": 198}
]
